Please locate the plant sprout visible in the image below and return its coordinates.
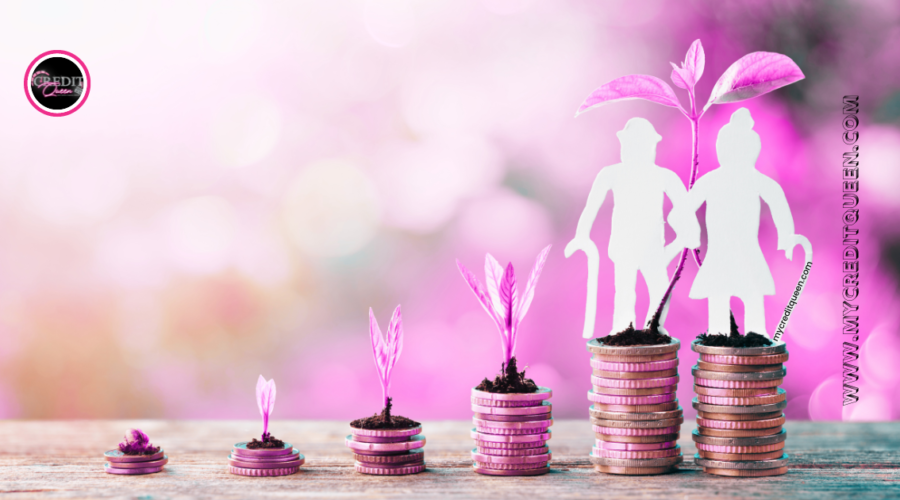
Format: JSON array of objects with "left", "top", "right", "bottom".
[
  {"left": 256, "top": 375, "right": 276, "bottom": 441},
  {"left": 369, "top": 305, "right": 404, "bottom": 417}
]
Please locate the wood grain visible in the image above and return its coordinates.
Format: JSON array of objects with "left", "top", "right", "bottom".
[{"left": 0, "top": 420, "right": 897, "bottom": 499}]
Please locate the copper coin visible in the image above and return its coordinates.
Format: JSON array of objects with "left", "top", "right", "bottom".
[
  {"left": 588, "top": 392, "right": 676, "bottom": 405},
  {"left": 697, "top": 389, "right": 787, "bottom": 406},
  {"left": 593, "top": 445, "right": 680, "bottom": 460},
  {"left": 696, "top": 442, "right": 785, "bottom": 454},
  {"left": 592, "top": 368, "right": 679, "bottom": 380},
  {"left": 586, "top": 338, "right": 680, "bottom": 356},
  {"left": 472, "top": 418, "right": 553, "bottom": 431},
  {"left": 692, "top": 398, "right": 787, "bottom": 414},
  {"left": 474, "top": 440, "right": 547, "bottom": 449},
  {"left": 471, "top": 400, "right": 552, "bottom": 416},
  {"left": 695, "top": 453, "right": 789, "bottom": 470},
  {"left": 104, "top": 463, "right": 164, "bottom": 475},
  {"left": 690, "top": 340, "right": 787, "bottom": 356},
  {"left": 106, "top": 456, "right": 168, "bottom": 469},
  {"left": 476, "top": 445, "right": 549, "bottom": 457},
  {"left": 594, "top": 465, "right": 676, "bottom": 475},
  {"left": 697, "top": 361, "right": 784, "bottom": 373},
  {"left": 232, "top": 442, "right": 294, "bottom": 457},
  {"left": 597, "top": 433, "right": 679, "bottom": 443},
  {"left": 354, "top": 449, "right": 424, "bottom": 464},
  {"left": 355, "top": 462, "right": 425, "bottom": 475},
  {"left": 697, "top": 416, "right": 786, "bottom": 429},
  {"left": 692, "top": 429, "right": 786, "bottom": 446},
  {"left": 698, "top": 426, "right": 783, "bottom": 437},
  {"left": 597, "top": 440, "right": 676, "bottom": 450},
  {"left": 698, "top": 449, "right": 785, "bottom": 461},
  {"left": 590, "top": 455, "right": 682, "bottom": 468},
  {"left": 590, "top": 358, "right": 678, "bottom": 372},
  {"left": 345, "top": 435, "right": 425, "bottom": 452},
  {"left": 473, "top": 465, "right": 549, "bottom": 476},
  {"left": 471, "top": 449, "right": 551, "bottom": 464},
  {"left": 104, "top": 450, "right": 165, "bottom": 463},
  {"left": 593, "top": 425, "right": 679, "bottom": 436},
  {"left": 595, "top": 401, "right": 678, "bottom": 413},
  {"left": 470, "top": 387, "right": 552, "bottom": 402},
  {"left": 703, "top": 466, "right": 788, "bottom": 477},
  {"left": 693, "top": 386, "right": 777, "bottom": 397},
  {"left": 592, "top": 376, "right": 679, "bottom": 389},
  {"left": 474, "top": 460, "right": 550, "bottom": 470},
  {"left": 470, "top": 429, "right": 550, "bottom": 443},
  {"left": 592, "top": 352, "right": 677, "bottom": 363},
  {"left": 590, "top": 406, "right": 683, "bottom": 421},
  {"left": 593, "top": 386, "right": 676, "bottom": 396},
  {"left": 473, "top": 413, "right": 552, "bottom": 422},
  {"left": 701, "top": 353, "right": 789, "bottom": 365},
  {"left": 591, "top": 417, "right": 684, "bottom": 429},
  {"left": 698, "top": 411, "right": 784, "bottom": 421},
  {"left": 692, "top": 366, "right": 786, "bottom": 381},
  {"left": 350, "top": 426, "right": 421, "bottom": 438},
  {"left": 228, "top": 465, "right": 299, "bottom": 477},
  {"left": 694, "top": 378, "right": 783, "bottom": 389}
]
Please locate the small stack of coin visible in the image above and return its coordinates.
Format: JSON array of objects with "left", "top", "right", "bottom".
[
  {"left": 470, "top": 387, "right": 552, "bottom": 476},
  {"left": 228, "top": 442, "right": 305, "bottom": 476},
  {"left": 104, "top": 449, "right": 168, "bottom": 475},
  {"left": 345, "top": 425, "right": 425, "bottom": 475},
  {"left": 586, "top": 338, "right": 684, "bottom": 475},
  {"left": 691, "top": 340, "right": 789, "bottom": 477}
]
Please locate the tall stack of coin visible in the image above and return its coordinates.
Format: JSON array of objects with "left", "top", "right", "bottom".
[
  {"left": 470, "top": 387, "right": 552, "bottom": 476},
  {"left": 691, "top": 340, "right": 789, "bottom": 477},
  {"left": 104, "top": 449, "right": 168, "bottom": 475},
  {"left": 228, "top": 442, "right": 305, "bottom": 476},
  {"left": 586, "top": 338, "right": 684, "bottom": 475},
  {"left": 345, "top": 426, "right": 426, "bottom": 475}
]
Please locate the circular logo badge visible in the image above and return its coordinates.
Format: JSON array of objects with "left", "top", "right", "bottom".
[{"left": 24, "top": 50, "right": 91, "bottom": 116}]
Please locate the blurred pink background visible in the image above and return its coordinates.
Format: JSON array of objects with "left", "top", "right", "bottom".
[{"left": 0, "top": 0, "right": 898, "bottom": 422}]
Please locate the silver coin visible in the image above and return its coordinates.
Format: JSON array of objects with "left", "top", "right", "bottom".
[
  {"left": 690, "top": 340, "right": 787, "bottom": 356},
  {"left": 589, "top": 405, "right": 683, "bottom": 421},
  {"left": 692, "top": 398, "right": 787, "bottom": 414},
  {"left": 589, "top": 454, "right": 683, "bottom": 468},
  {"left": 691, "top": 429, "right": 787, "bottom": 446},
  {"left": 692, "top": 366, "right": 786, "bottom": 381},
  {"left": 590, "top": 417, "right": 684, "bottom": 429},
  {"left": 587, "top": 338, "right": 680, "bottom": 356},
  {"left": 693, "top": 453, "right": 789, "bottom": 469}
]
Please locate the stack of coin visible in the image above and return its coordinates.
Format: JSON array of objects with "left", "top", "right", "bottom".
[
  {"left": 470, "top": 387, "right": 553, "bottom": 476},
  {"left": 345, "top": 426, "right": 426, "bottom": 475},
  {"left": 691, "top": 340, "right": 789, "bottom": 477},
  {"left": 104, "top": 449, "right": 168, "bottom": 475},
  {"left": 228, "top": 442, "right": 305, "bottom": 476},
  {"left": 586, "top": 338, "right": 684, "bottom": 475}
]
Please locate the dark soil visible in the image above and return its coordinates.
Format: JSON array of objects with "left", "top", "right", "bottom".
[
  {"left": 351, "top": 398, "right": 421, "bottom": 429},
  {"left": 598, "top": 320, "right": 672, "bottom": 346},
  {"left": 246, "top": 433, "right": 285, "bottom": 449},
  {"left": 696, "top": 312, "right": 774, "bottom": 347},
  {"left": 475, "top": 356, "right": 538, "bottom": 394},
  {"left": 119, "top": 444, "right": 160, "bottom": 456}
]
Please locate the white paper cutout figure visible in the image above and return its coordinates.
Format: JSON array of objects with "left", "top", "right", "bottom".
[
  {"left": 565, "top": 118, "right": 697, "bottom": 338},
  {"left": 683, "top": 108, "right": 810, "bottom": 338}
]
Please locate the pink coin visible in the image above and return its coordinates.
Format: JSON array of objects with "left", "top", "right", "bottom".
[
  {"left": 350, "top": 426, "right": 422, "bottom": 438},
  {"left": 472, "top": 397, "right": 544, "bottom": 408},
  {"left": 590, "top": 357, "right": 679, "bottom": 372},
  {"left": 693, "top": 386, "right": 777, "bottom": 397},
  {"left": 474, "top": 440, "right": 547, "bottom": 449},
  {"left": 356, "top": 449, "right": 424, "bottom": 465},
  {"left": 232, "top": 442, "right": 294, "bottom": 457},
  {"left": 471, "top": 387, "right": 552, "bottom": 402},
  {"left": 592, "top": 425, "right": 679, "bottom": 436},
  {"left": 476, "top": 445, "right": 550, "bottom": 457},
  {"left": 592, "top": 376, "right": 679, "bottom": 389},
  {"left": 104, "top": 450, "right": 165, "bottom": 463},
  {"left": 473, "top": 465, "right": 549, "bottom": 476},
  {"left": 474, "top": 460, "right": 550, "bottom": 470},
  {"left": 105, "top": 456, "right": 168, "bottom": 469},
  {"left": 355, "top": 462, "right": 425, "bottom": 475},
  {"left": 229, "top": 465, "right": 299, "bottom": 477},
  {"left": 345, "top": 435, "right": 425, "bottom": 452},
  {"left": 696, "top": 416, "right": 786, "bottom": 429},
  {"left": 104, "top": 463, "right": 164, "bottom": 475},
  {"left": 475, "top": 426, "right": 550, "bottom": 436},
  {"left": 694, "top": 378, "right": 782, "bottom": 389},
  {"left": 593, "top": 385, "right": 676, "bottom": 396},
  {"left": 352, "top": 434, "right": 415, "bottom": 443},
  {"left": 229, "top": 449, "right": 302, "bottom": 462},
  {"left": 695, "top": 443, "right": 785, "bottom": 454},
  {"left": 471, "top": 449, "right": 551, "bottom": 464},
  {"left": 228, "top": 457, "right": 305, "bottom": 469},
  {"left": 473, "top": 418, "right": 552, "bottom": 429},
  {"left": 595, "top": 402, "right": 678, "bottom": 412},
  {"left": 593, "top": 445, "right": 680, "bottom": 459},
  {"left": 596, "top": 440, "right": 676, "bottom": 451},
  {"left": 470, "top": 429, "right": 550, "bottom": 443},
  {"left": 587, "top": 392, "right": 676, "bottom": 405},
  {"left": 471, "top": 401, "right": 552, "bottom": 415},
  {"left": 473, "top": 413, "right": 552, "bottom": 422}
]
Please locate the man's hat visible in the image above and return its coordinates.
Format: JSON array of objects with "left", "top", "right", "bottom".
[{"left": 616, "top": 117, "right": 662, "bottom": 143}]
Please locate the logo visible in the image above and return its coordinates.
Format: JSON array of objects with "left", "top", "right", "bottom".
[{"left": 24, "top": 50, "right": 91, "bottom": 116}]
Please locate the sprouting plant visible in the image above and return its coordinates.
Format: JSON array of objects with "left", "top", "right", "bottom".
[
  {"left": 456, "top": 245, "right": 551, "bottom": 366},
  {"left": 575, "top": 40, "right": 804, "bottom": 328},
  {"left": 256, "top": 375, "right": 276, "bottom": 441},
  {"left": 369, "top": 305, "right": 404, "bottom": 417},
  {"left": 118, "top": 428, "right": 160, "bottom": 455}
]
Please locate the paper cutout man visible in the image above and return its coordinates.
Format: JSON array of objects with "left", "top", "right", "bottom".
[
  {"left": 683, "top": 108, "right": 809, "bottom": 337},
  {"left": 565, "top": 118, "right": 696, "bottom": 338}
]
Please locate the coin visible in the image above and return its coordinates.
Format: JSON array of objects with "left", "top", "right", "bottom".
[
  {"left": 592, "top": 368, "right": 679, "bottom": 380},
  {"left": 473, "top": 413, "right": 552, "bottom": 422},
  {"left": 592, "top": 352, "right": 677, "bottom": 363},
  {"left": 590, "top": 358, "right": 679, "bottom": 372},
  {"left": 587, "top": 392, "right": 676, "bottom": 405},
  {"left": 471, "top": 387, "right": 552, "bottom": 402},
  {"left": 230, "top": 449, "right": 302, "bottom": 462},
  {"left": 471, "top": 429, "right": 551, "bottom": 443},
  {"left": 345, "top": 435, "right": 425, "bottom": 452},
  {"left": 232, "top": 442, "right": 294, "bottom": 457},
  {"left": 591, "top": 417, "right": 684, "bottom": 429},
  {"left": 698, "top": 449, "right": 785, "bottom": 461},
  {"left": 700, "top": 353, "right": 789, "bottom": 365},
  {"left": 691, "top": 429, "right": 786, "bottom": 446},
  {"left": 693, "top": 386, "right": 777, "bottom": 397},
  {"left": 587, "top": 338, "right": 680, "bottom": 356},
  {"left": 692, "top": 366, "right": 786, "bottom": 381},
  {"left": 104, "top": 463, "right": 164, "bottom": 475},
  {"left": 590, "top": 455, "right": 683, "bottom": 468},
  {"left": 702, "top": 466, "right": 788, "bottom": 477},
  {"left": 593, "top": 445, "right": 680, "bottom": 460},
  {"left": 354, "top": 449, "right": 424, "bottom": 464},
  {"left": 472, "top": 418, "right": 553, "bottom": 431},
  {"left": 695, "top": 453, "right": 789, "bottom": 469},
  {"left": 228, "top": 457, "right": 305, "bottom": 469},
  {"left": 352, "top": 434, "right": 415, "bottom": 443},
  {"left": 690, "top": 340, "right": 787, "bottom": 356},
  {"left": 697, "top": 416, "right": 785, "bottom": 429},
  {"left": 697, "top": 411, "right": 783, "bottom": 421},
  {"left": 475, "top": 425, "right": 551, "bottom": 436},
  {"left": 105, "top": 456, "right": 168, "bottom": 469},
  {"left": 595, "top": 402, "right": 678, "bottom": 413},
  {"left": 593, "top": 425, "right": 679, "bottom": 436},
  {"left": 473, "top": 465, "right": 549, "bottom": 476},
  {"left": 594, "top": 465, "right": 675, "bottom": 475},
  {"left": 589, "top": 406, "right": 683, "bottom": 421},
  {"left": 355, "top": 462, "right": 425, "bottom": 475},
  {"left": 695, "top": 442, "right": 785, "bottom": 454},
  {"left": 593, "top": 386, "right": 676, "bottom": 396},
  {"left": 692, "top": 398, "right": 787, "bottom": 414},
  {"left": 698, "top": 426, "right": 782, "bottom": 437},
  {"left": 697, "top": 389, "right": 787, "bottom": 406},
  {"left": 471, "top": 401, "right": 552, "bottom": 415},
  {"left": 697, "top": 361, "right": 784, "bottom": 373},
  {"left": 104, "top": 450, "right": 165, "bottom": 463},
  {"left": 471, "top": 397, "right": 544, "bottom": 408},
  {"left": 471, "top": 450, "right": 551, "bottom": 464},
  {"left": 350, "top": 426, "right": 422, "bottom": 438},
  {"left": 694, "top": 378, "right": 783, "bottom": 388},
  {"left": 597, "top": 440, "right": 676, "bottom": 450},
  {"left": 475, "top": 460, "right": 550, "bottom": 470},
  {"left": 592, "top": 376, "right": 680, "bottom": 389},
  {"left": 476, "top": 445, "right": 549, "bottom": 457},
  {"left": 597, "top": 433, "right": 679, "bottom": 443},
  {"left": 474, "top": 439, "right": 546, "bottom": 449}
]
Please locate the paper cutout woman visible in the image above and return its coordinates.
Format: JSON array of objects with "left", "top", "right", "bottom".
[
  {"left": 566, "top": 118, "right": 696, "bottom": 338},
  {"left": 684, "top": 108, "right": 808, "bottom": 337}
]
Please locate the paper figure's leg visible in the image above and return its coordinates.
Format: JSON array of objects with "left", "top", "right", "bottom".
[
  {"left": 642, "top": 264, "right": 670, "bottom": 334},
  {"left": 743, "top": 295, "right": 769, "bottom": 338},
  {"left": 708, "top": 295, "right": 731, "bottom": 335},
  {"left": 612, "top": 262, "right": 638, "bottom": 335}
]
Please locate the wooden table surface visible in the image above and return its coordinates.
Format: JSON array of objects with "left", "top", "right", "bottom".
[{"left": 0, "top": 420, "right": 897, "bottom": 499}]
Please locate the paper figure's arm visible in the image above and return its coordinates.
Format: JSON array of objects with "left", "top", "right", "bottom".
[
  {"left": 758, "top": 174, "right": 806, "bottom": 260},
  {"left": 661, "top": 170, "right": 700, "bottom": 265}
]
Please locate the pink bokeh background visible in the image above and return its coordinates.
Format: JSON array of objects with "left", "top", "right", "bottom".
[{"left": 0, "top": 0, "right": 898, "bottom": 422}]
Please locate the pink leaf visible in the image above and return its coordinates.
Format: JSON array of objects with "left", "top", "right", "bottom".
[
  {"left": 576, "top": 75, "right": 684, "bottom": 116},
  {"left": 256, "top": 375, "right": 276, "bottom": 436},
  {"left": 500, "top": 263, "right": 517, "bottom": 329},
  {"left": 515, "top": 245, "right": 551, "bottom": 330},
  {"left": 484, "top": 253, "right": 506, "bottom": 321},
  {"left": 683, "top": 39, "right": 705, "bottom": 85},
  {"left": 669, "top": 63, "right": 690, "bottom": 90},
  {"left": 369, "top": 308, "right": 388, "bottom": 387},
  {"left": 384, "top": 305, "right": 404, "bottom": 394},
  {"left": 457, "top": 259, "right": 503, "bottom": 332},
  {"left": 704, "top": 51, "right": 804, "bottom": 112}
]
